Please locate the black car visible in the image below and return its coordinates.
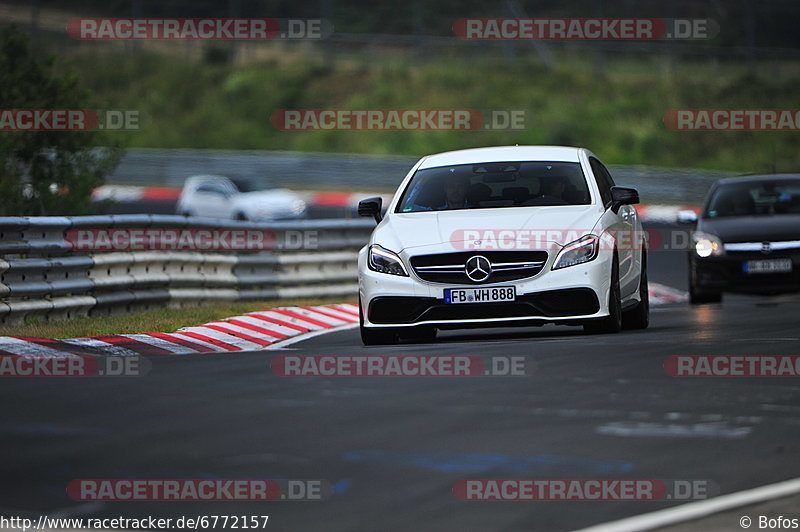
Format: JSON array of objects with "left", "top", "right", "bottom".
[{"left": 679, "top": 174, "right": 800, "bottom": 304}]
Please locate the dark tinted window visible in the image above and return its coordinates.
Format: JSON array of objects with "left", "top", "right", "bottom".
[
  {"left": 396, "top": 161, "right": 590, "bottom": 213},
  {"left": 196, "top": 184, "right": 231, "bottom": 195},
  {"left": 706, "top": 179, "right": 800, "bottom": 217},
  {"left": 589, "top": 158, "right": 615, "bottom": 206}
]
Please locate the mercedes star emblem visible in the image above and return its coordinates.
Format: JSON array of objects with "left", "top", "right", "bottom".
[{"left": 465, "top": 255, "right": 492, "bottom": 282}]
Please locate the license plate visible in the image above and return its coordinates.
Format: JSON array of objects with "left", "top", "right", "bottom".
[
  {"left": 743, "top": 259, "right": 793, "bottom": 274},
  {"left": 444, "top": 286, "right": 516, "bottom": 304}
]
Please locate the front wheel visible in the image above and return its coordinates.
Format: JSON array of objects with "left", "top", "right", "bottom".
[
  {"left": 622, "top": 250, "right": 649, "bottom": 330},
  {"left": 359, "top": 300, "right": 398, "bottom": 346},
  {"left": 689, "top": 284, "right": 723, "bottom": 304},
  {"left": 689, "top": 258, "right": 723, "bottom": 304},
  {"left": 584, "top": 252, "right": 622, "bottom": 335}
]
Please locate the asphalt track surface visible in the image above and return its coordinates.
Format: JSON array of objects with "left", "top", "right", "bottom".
[{"left": 2, "top": 225, "right": 800, "bottom": 531}]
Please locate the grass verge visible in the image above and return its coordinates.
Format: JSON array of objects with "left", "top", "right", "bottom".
[{"left": 0, "top": 298, "right": 356, "bottom": 339}]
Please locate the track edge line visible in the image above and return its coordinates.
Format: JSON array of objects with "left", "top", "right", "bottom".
[{"left": 572, "top": 476, "right": 800, "bottom": 532}]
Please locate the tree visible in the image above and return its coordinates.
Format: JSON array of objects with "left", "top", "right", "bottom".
[{"left": 0, "top": 25, "right": 121, "bottom": 216}]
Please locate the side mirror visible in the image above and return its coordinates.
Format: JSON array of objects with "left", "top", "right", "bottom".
[
  {"left": 610, "top": 186, "right": 639, "bottom": 214},
  {"left": 677, "top": 209, "right": 699, "bottom": 224},
  {"left": 358, "top": 197, "right": 383, "bottom": 223}
]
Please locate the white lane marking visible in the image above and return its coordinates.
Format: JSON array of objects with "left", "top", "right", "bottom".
[
  {"left": 595, "top": 421, "right": 752, "bottom": 439},
  {"left": 574, "top": 476, "right": 800, "bottom": 532},
  {"left": 60, "top": 338, "right": 140, "bottom": 357},
  {"left": 123, "top": 334, "right": 198, "bottom": 355},
  {"left": 0, "top": 337, "right": 75, "bottom": 357},
  {"left": 265, "top": 323, "right": 359, "bottom": 350}
]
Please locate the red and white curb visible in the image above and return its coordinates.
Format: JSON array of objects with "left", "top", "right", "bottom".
[
  {"left": 649, "top": 283, "right": 689, "bottom": 305},
  {"left": 92, "top": 185, "right": 181, "bottom": 203},
  {"left": 0, "top": 304, "right": 359, "bottom": 357},
  {"left": 635, "top": 204, "right": 699, "bottom": 223},
  {"left": 0, "top": 285, "right": 688, "bottom": 357}
]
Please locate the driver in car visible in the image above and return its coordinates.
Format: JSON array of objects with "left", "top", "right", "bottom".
[
  {"left": 437, "top": 174, "right": 471, "bottom": 210},
  {"left": 539, "top": 176, "right": 567, "bottom": 201}
]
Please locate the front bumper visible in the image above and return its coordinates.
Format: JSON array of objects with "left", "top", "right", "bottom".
[
  {"left": 358, "top": 247, "right": 613, "bottom": 329},
  {"left": 691, "top": 251, "right": 800, "bottom": 294},
  {"left": 367, "top": 288, "right": 600, "bottom": 329}
]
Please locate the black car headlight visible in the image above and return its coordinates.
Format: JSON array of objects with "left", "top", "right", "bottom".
[
  {"left": 368, "top": 245, "right": 409, "bottom": 276},
  {"left": 552, "top": 235, "right": 600, "bottom": 270}
]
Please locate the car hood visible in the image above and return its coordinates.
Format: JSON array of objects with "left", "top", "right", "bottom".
[
  {"left": 374, "top": 206, "right": 602, "bottom": 253},
  {"left": 700, "top": 215, "right": 800, "bottom": 243}
]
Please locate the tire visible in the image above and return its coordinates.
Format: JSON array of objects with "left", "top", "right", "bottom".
[
  {"left": 622, "top": 249, "right": 649, "bottom": 330},
  {"left": 584, "top": 251, "right": 622, "bottom": 335},
  {"left": 359, "top": 300, "right": 398, "bottom": 346},
  {"left": 689, "top": 257, "right": 723, "bottom": 304},
  {"left": 689, "top": 284, "right": 723, "bottom": 304},
  {"left": 401, "top": 326, "right": 438, "bottom": 343}
]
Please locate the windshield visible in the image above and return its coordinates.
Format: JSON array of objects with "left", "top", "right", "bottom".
[
  {"left": 705, "top": 179, "right": 800, "bottom": 218},
  {"left": 230, "top": 176, "right": 273, "bottom": 193},
  {"left": 395, "top": 161, "right": 591, "bottom": 213}
]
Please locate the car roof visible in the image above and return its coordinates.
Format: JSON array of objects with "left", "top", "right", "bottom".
[
  {"left": 418, "top": 145, "right": 584, "bottom": 169},
  {"left": 716, "top": 173, "right": 800, "bottom": 186}
]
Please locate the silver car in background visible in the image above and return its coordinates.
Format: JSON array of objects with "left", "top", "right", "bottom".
[{"left": 176, "top": 174, "right": 307, "bottom": 221}]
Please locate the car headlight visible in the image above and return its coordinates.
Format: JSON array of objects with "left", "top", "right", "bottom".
[
  {"left": 552, "top": 235, "right": 599, "bottom": 270},
  {"left": 692, "top": 231, "right": 724, "bottom": 258},
  {"left": 368, "top": 245, "right": 408, "bottom": 276}
]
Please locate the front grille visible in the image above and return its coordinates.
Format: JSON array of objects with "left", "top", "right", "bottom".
[
  {"left": 368, "top": 289, "right": 599, "bottom": 324},
  {"left": 724, "top": 240, "right": 800, "bottom": 255},
  {"left": 410, "top": 251, "right": 548, "bottom": 284}
]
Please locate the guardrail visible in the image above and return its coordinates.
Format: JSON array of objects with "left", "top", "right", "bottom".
[
  {"left": 0, "top": 215, "right": 374, "bottom": 325},
  {"left": 108, "top": 149, "right": 729, "bottom": 205}
]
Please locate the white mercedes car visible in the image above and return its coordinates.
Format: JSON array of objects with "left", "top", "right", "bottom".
[
  {"left": 176, "top": 175, "right": 307, "bottom": 221},
  {"left": 357, "top": 146, "right": 648, "bottom": 345}
]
